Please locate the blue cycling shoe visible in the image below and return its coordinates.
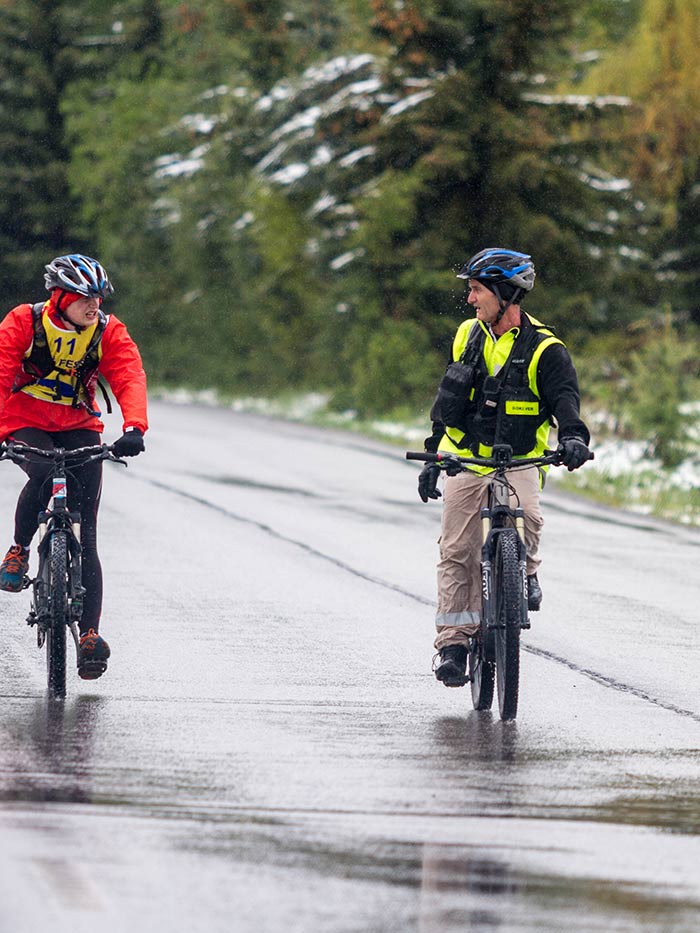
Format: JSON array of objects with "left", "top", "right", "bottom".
[{"left": 0, "top": 544, "right": 29, "bottom": 592}]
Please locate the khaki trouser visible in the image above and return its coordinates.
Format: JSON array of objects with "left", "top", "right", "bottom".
[{"left": 434, "top": 466, "right": 543, "bottom": 651}]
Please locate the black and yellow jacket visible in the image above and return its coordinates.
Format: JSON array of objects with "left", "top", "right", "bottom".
[{"left": 425, "top": 312, "right": 589, "bottom": 471}]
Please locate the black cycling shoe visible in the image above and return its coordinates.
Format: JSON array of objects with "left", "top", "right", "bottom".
[
  {"left": 434, "top": 644, "right": 468, "bottom": 687},
  {"left": 527, "top": 573, "right": 542, "bottom": 611}
]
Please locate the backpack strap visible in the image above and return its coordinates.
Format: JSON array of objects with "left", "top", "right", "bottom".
[
  {"left": 73, "top": 309, "right": 111, "bottom": 415},
  {"left": 457, "top": 320, "right": 486, "bottom": 365},
  {"left": 25, "top": 302, "right": 53, "bottom": 376},
  {"left": 498, "top": 320, "right": 542, "bottom": 388}
]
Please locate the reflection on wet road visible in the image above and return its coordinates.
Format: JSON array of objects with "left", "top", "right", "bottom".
[
  {"left": 1, "top": 401, "right": 700, "bottom": 932},
  {"left": 0, "top": 694, "right": 103, "bottom": 806}
]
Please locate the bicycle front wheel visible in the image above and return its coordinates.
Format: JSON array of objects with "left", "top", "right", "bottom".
[
  {"left": 46, "top": 530, "right": 69, "bottom": 697},
  {"left": 493, "top": 530, "right": 524, "bottom": 721}
]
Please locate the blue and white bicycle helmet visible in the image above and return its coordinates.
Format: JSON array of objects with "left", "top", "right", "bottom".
[
  {"left": 44, "top": 254, "right": 114, "bottom": 299},
  {"left": 457, "top": 248, "right": 536, "bottom": 292},
  {"left": 457, "top": 248, "right": 535, "bottom": 319}
]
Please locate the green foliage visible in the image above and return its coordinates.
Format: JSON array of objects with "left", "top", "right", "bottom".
[
  {"left": 621, "top": 311, "right": 700, "bottom": 467},
  {"left": 0, "top": 0, "right": 90, "bottom": 304},
  {"left": 351, "top": 0, "right": 643, "bottom": 351},
  {"left": 349, "top": 318, "right": 441, "bottom": 415},
  {"left": 584, "top": 0, "right": 700, "bottom": 323},
  {"left": 571, "top": 0, "right": 644, "bottom": 47},
  {"left": 583, "top": 310, "right": 700, "bottom": 468},
  {"left": 3, "top": 0, "right": 699, "bottom": 469}
]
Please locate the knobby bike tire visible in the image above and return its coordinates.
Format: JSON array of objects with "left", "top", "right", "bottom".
[
  {"left": 494, "top": 530, "right": 523, "bottom": 721},
  {"left": 469, "top": 624, "right": 495, "bottom": 711},
  {"left": 47, "top": 530, "right": 69, "bottom": 697}
]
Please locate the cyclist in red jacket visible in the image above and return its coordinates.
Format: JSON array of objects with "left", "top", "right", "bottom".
[{"left": 0, "top": 254, "right": 148, "bottom": 680}]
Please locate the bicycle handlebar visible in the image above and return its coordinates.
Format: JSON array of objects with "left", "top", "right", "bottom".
[
  {"left": 0, "top": 441, "right": 127, "bottom": 467},
  {"left": 406, "top": 443, "right": 594, "bottom": 471}
]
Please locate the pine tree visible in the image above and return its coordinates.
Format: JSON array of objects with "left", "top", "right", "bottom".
[
  {"left": 353, "top": 0, "right": 633, "bottom": 346},
  {"left": 0, "top": 0, "right": 161, "bottom": 307},
  {"left": 0, "top": 0, "right": 84, "bottom": 306}
]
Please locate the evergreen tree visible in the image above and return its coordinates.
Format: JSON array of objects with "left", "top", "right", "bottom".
[
  {"left": 1, "top": 0, "right": 673, "bottom": 412},
  {"left": 585, "top": 0, "right": 700, "bottom": 322},
  {"left": 0, "top": 0, "right": 85, "bottom": 306},
  {"left": 0, "top": 0, "right": 162, "bottom": 308},
  {"left": 64, "top": 1, "right": 379, "bottom": 391},
  {"left": 354, "top": 0, "right": 634, "bottom": 344}
]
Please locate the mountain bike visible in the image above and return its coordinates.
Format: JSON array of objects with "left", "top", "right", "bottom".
[
  {"left": 407, "top": 443, "right": 592, "bottom": 720},
  {"left": 0, "top": 442, "right": 125, "bottom": 698}
]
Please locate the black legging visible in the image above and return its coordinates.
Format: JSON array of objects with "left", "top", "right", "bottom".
[{"left": 9, "top": 427, "right": 103, "bottom": 634}]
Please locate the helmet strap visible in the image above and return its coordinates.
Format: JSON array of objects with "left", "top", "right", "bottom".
[
  {"left": 491, "top": 284, "right": 524, "bottom": 322},
  {"left": 53, "top": 290, "right": 85, "bottom": 333}
]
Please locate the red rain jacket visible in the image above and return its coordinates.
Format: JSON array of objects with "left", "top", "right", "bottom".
[{"left": 0, "top": 300, "right": 148, "bottom": 440}]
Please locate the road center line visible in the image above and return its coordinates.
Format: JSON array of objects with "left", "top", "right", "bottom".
[{"left": 137, "top": 474, "right": 700, "bottom": 721}]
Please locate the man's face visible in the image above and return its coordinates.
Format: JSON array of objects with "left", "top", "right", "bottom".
[
  {"left": 466, "top": 279, "right": 500, "bottom": 324},
  {"left": 62, "top": 296, "right": 101, "bottom": 329}
]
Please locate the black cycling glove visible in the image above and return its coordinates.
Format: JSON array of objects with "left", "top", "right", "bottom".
[
  {"left": 113, "top": 428, "right": 145, "bottom": 458},
  {"left": 559, "top": 437, "right": 590, "bottom": 471},
  {"left": 418, "top": 463, "right": 442, "bottom": 502}
]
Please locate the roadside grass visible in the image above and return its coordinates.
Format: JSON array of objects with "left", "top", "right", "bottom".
[
  {"left": 553, "top": 465, "right": 700, "bottom": 526},
  {"left": 314, "top": 405, "right": 700, "bottom": 528}
]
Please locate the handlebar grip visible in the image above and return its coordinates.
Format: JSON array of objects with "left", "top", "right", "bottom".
[{"left": 406, "top": 451, "right": 441, "bottom": 462}]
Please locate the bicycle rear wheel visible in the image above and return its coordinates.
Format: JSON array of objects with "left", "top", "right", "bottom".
[
  {"left": 494, "top": 530, "right": 523, "bottom": 720},
  {"left": 46, "top": 530, "right": 69, "bottom": 697}
]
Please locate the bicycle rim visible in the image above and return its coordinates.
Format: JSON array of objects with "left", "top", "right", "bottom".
[
  {"left": 494, "top": 530, "right": 523, "bottom": 721},
  {"left": 47, "top": 531, "right": 69, "bottom": 697}
]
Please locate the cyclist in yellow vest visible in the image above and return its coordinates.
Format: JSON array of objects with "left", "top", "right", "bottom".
[{"left": 417, "top": 248, "right": 591, "bottom": 686}]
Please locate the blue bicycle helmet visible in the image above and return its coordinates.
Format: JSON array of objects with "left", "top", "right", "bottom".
[
  {"left": 44, "top": 254, "right": 114, "bottom": 299},
  {"left": 457, "top": 248, "right": 535, "bottom": 290},
  {"left": 457, "top": 248, "right": 535, "bottom": 318}
]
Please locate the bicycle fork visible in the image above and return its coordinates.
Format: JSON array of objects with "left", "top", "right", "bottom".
[
  {"left": 480, "top": 506, "right": 494, "bottom": 630},
  {"left": 66, "top": 512, "right": 85, "bottom": 653},
  {"left": 514, "top": 507, "right": 529, "bottom": 629}
]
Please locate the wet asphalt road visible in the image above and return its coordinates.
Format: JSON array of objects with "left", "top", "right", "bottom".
[{"left": 1, "top": 399, "right": 700, "bottom": 932}]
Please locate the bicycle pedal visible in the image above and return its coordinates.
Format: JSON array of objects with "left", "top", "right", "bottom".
[
  {"left": 443, "top": 676, "right": 471, "bottom": 688},
  {"left": 21, "top": 575, "right": 32, "bottom": 590},
  {"left": 78, "top": 660, "right": 108, "bottom": 680}
]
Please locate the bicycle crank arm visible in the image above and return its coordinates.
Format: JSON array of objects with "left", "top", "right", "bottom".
[{"left": 68, "top": 621, "right": 81, "bottom": 653}]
